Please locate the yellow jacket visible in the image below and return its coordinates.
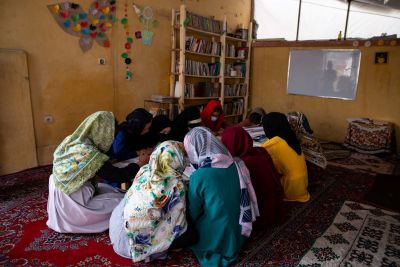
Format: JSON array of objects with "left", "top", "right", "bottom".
[{"left": 262, "top": 136, "right": 310, "bottom": 202}]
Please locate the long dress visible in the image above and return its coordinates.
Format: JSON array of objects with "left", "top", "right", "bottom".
[
  {"left": 47, "top": 175, "right": 123, "bottom": 233},
  {"left": 188, "top": 164, "right": 246, "bottom": 267},
  {"left": 221, "top": 126, "right": 284, "bottom": 228}
]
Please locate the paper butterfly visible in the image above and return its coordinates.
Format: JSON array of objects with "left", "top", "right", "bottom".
[{"left": 48, "top": 1, "right": 117, "bottom": 52}]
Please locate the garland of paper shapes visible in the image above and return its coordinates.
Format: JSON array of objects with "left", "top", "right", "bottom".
[
  {"left": 121, "top": 1, "right": 133, "bottom": 80},
  {"left": 48, "top": 1, "right": 117, "bottom": 52}
]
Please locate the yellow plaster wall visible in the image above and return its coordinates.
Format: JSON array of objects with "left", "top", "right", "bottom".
[
  {"left": 250, "top": 45, "right": 400, "bottom": 153},
  {"left": 0, "top": 0, "right": 250, "bottom": 165}
]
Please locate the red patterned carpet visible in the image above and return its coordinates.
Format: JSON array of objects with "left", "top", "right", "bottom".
[{"left": 0, "top": 163, "right": 380, "bottom": 266}]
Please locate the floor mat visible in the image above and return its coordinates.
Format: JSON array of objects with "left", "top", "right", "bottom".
[
  {"left": 298, "top": 201, "right": 400, "bottom": 266},
  {"left": 328, "top": 152, "right": 396, "bottom": 175}
]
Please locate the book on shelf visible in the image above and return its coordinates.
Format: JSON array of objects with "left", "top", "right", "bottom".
[
  {"left": 185, "top": 36, "right": 221, "bottom": 56},
  {"left": 185, "top": 59, "right": 220, "bottom": 76},
  {"left": 226, "top": 43, "right": 236, "bottom": 58},
  {"left": 224, "top": 83, "right": 247, "bottom": 96},
  {"left": 185, "top": 82, "right": 220, "bottom": 98},
  {"left": 175, "top": 11, "right": 223, "bottom": 34},
  {"left": 223, "top": 99, "right": 244, "bottom": 116}
]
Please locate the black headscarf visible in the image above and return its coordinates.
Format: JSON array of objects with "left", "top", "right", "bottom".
[
  {"left": 170, "top": 106, "right": 201, "bottom": 142},
  {"left": 262, "top": 112, "right": 302, "bottom": 155},
  {"left": 119, "top": 108, "right": 153, "bottom": 136},
  {"left": 148, "top": 114, "right": 172, "bottom": 144},
  {"left": 150, "top": 115, "right": 171, "bottom": 134},
  {"left": 117, "top": 108, "right": 153, "bottom": 151}
]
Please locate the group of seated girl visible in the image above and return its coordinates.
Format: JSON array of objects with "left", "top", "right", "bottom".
[{"left": 46, "top": 100, "right": 310, "bottom": 266}]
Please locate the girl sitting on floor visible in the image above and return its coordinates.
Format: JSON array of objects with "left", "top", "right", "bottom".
[
  {"left": 261, "top": 112, "right": 310, "bottom": 203},
  {"left": 108, "top": 108, "right": 153, "bottom": 161},
  {"left": 47, "top": 111, "right": 147, "bottom": 234},
  {"left": 222, "top": 126, "right": 284, "bottom": 228},
  {"left": 169, "top": 106, "right": 202, "bottom": 142},
  {"left": 109, "top": 141, "right": 189, "bottom": 262},
  {"left": 201, "top": 100, "right": 226, "bottom": 135},
  {"left": 184, "top": 127, "right": 257, "bottom": 266}
]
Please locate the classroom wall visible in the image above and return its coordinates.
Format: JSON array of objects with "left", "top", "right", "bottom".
[
  {"left": 250, "top": 45, "right": 400, "bottom": 153},
  {"left": 0, "top": 0, "right": 251, "bottom": 165}
]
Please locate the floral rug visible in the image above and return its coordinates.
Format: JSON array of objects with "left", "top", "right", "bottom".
[
  {"left": 0, "top": 164, "right": 377, "bottom": 266},
  {"left": 236, "top": 166, "right": 375, "bottom": 266},
  {"left": 298, "top": 201, "right": 400, "bottom": 266}
]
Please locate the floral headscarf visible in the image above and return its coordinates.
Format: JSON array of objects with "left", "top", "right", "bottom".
[
  {"left": 52, "top": 111, "right": 115, "bottom": 195},
  {"left": 123, "top": 141, "right": 188, "bottom": 262}
]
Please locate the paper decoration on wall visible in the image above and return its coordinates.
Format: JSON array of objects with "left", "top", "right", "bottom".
[
  {"left": 48, "top": 1, "right": 117, "bottom": 52},
  {"left": 375, "top": 52, "right": 388, "bottom": 64},
  {"left": 132, "top": 4, "right": 158, "bottom": 45},
  {"left": 121, "top": 1, "right": 133, "bottom": 80}
]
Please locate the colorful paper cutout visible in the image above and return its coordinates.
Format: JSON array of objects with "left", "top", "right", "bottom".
[
  {"left": 47, "top": 1, "right": 117, "bottom": 52},
  {"left": 132, "top": 4, "right": 158, "bottom": 46}
]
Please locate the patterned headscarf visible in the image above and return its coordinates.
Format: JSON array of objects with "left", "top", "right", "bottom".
[
  {"left": 183, "top": 126, "right": 233, "bottom": 169},
  {"left": 123, "top": 141, "right": 188, "bottom": 262},
  {"left": 52, "top": 111, "right": 115, "bottom": 195},
  {"left": 184, "top": 127, "right": 258, "bottom": 237}
]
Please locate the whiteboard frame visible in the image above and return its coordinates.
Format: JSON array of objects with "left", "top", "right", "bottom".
[{"left": 287, "top": 48, "right": 361, "bottom": 100}]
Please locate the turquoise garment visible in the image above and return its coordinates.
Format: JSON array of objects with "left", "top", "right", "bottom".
[{"left": 188, "top": 164, "right": 246, "bottom": 267}]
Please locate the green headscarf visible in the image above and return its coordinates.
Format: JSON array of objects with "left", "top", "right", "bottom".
[{"left": 52, "top": 111, "right": 115, "bottom": 195}]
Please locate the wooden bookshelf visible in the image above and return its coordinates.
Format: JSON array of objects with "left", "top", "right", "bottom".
[{"left": 170, "top": 4, "right": 252, "bottom": 121}]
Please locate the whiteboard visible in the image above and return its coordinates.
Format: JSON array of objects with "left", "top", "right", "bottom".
[{"left": 287, "top": 49, "right": 361, "bottom": 100}]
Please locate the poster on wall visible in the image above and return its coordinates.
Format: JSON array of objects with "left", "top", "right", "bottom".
[{"left": 48, "top": 1, "right": 117, "bottom": 52}]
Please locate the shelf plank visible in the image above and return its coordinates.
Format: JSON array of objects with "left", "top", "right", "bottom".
[
  {"left": 185, "top": 50, "right": 221, "bottom": 58},
  {"left": 225, "top": 56, "right": 246, "bottom": 60},
  {"left": 185, "top": 97, "right": 220, "bottom": 100},
  {"left": 225, "top": 76, "right": 245, "bottom": 79},
  {"left": 185, "top": 74, "right": 221, "bottom": 78},
  {"left": 226, "top": 35, "right": 247, "bottom": 42},
  {"left": 224, "top": 96, "right": 246, "bottom": 99},
  {"left": 186, "top": 26, "right": 222, "bottom": 37}
]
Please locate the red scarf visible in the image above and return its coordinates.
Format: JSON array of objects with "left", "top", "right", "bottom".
[
  {"left": 201, "top": 100, "right": 224, "bottom": 132},
  {"left": 221, "top": 126, "right": 284, "bottom": 227}
]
